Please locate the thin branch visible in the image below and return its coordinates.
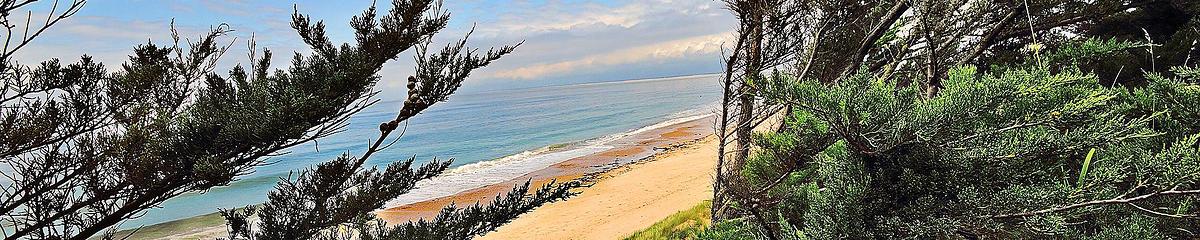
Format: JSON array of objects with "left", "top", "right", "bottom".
[
  {"left": 1127, "top": 202, "right": 1200, "bottom": 219},
  {"left": 942, "top": 121, "right": 1048, "bottom": 148},
  {"left": 988, "top": 189, "right": 1200, "bottom": 219},
  {"left": 957, "top": 7, "right": 1020, "bottom": 66},
  {"left": 844, "top": 0, "right": 910, "bottom": 76}
]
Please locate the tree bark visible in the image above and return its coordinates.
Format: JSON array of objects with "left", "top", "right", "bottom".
[
  {"left": 713, "top": 17, "right": 749, "bottom": 223},
  {"left": 714, "top": 0, "right": 766, "bottom": 222},
  {"left": 843, "top": 0, "right": 911, "bottom": 77},
  {"left": 734, "top": 0, "right": 764, "bottom": 174}
]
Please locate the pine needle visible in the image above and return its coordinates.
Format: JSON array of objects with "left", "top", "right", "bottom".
[{"left": 1077, "top": 148, "right": 1096, "bottom": 189}]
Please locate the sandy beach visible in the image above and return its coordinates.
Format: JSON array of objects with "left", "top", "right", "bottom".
[
  {"left": 377, "top": 117, "right": 715, "bottom": 224},
  {"left": 467, "top": 111, "right": 782, "bottom": 240},
  {"left": 118, "top": 116, "right": 716, "bottom": 239},
  {"left": 477, "top": 136, "right": 717, "bottom": 239}
]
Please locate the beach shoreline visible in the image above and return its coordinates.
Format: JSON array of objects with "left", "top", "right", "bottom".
[
  {"left": 118, "top": 114, "right": 716, "bottom": 239},
  {"left": 478, "top": 132, "right": 719, "bottom": 239},
  {"left": 376, "top": 116, "right": 715, "bottom": 223},
  {"left": 474, "top": 109, "right": 780, "bottom": 239}
]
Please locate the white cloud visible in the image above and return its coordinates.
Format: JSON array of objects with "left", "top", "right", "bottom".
[
  {"left": 487, "top": 31, "right": 732, "bottom": 80},
  {"left": 11, "top": 0, "right": 737, "bottom": 93},
  {"left": 475, "top": 0, "right": 725, "bottom": 36},
  {"left": 488, "top": 3, "right": 646, "bottom": 34},
  {"left": 11, "top": 8, "right": 306, "bottom": 74},
  {"left": 435, "top": 0, "right": 735, "bottom": 86}
]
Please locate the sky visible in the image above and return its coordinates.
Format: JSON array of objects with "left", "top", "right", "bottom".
[{"left": 12, "top": 0, "right": 736, "bottom": 97}]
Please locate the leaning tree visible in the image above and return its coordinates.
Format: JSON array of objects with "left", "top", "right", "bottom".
[
  {"left": 713, "top": 0, "right": 1199, "bottom": 219},
  {"left": 0, "top": 0, "right": 571, "bottom": 239},
  {"left": 709, "top": 0, "right": 1200, "bottom": 238}
]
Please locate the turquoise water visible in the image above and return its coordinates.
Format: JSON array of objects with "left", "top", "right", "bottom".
[{"left": 126, "top": 74, "right": 722, "bottom": 228}]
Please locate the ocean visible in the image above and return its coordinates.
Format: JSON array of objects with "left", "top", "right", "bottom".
[{"left": 126, "top": 74, "right": 723, "bottom": 228}]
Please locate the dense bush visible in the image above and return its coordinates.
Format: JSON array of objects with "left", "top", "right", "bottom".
[{"left": 709, "top": 40, "right": 1200, "bottom": 238}]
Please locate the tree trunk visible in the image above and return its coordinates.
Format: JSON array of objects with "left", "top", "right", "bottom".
[
  {"left": 733, "top": 1, "right": 764, "bottom": 181},
  {"left": 717, "top": 0, "right": 766, "bottom": 223},
  {"left": 713, "top": 62, "right": 735, "bottom": 222}
]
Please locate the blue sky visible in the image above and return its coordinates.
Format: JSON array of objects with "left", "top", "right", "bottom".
[{"left": 14, "top": 0, "right": 735, "bottom": 96}]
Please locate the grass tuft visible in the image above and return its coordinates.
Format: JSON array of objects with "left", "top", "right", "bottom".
[{"left": 624, "top": 201, "right": 712, "bottom": 240}]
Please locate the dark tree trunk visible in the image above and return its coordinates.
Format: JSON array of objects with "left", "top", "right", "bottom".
[{"left": 733, "top": 0, "right": 764, "bottom": 183}]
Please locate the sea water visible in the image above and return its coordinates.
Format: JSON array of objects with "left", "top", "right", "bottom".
[{"left": 125, "top": 74, "right": 723, "bottom": 228}]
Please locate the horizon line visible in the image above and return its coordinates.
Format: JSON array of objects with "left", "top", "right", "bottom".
[{"left": 475, "top": 72, "right": 723, "bottom": 94}]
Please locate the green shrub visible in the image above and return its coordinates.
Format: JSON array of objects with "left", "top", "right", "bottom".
[
  {"left": 716, "top": 39, "right": 1200, "bottom": 238},
  {"left": 625, "top": 201, "right": 712, "bottom": 240}
]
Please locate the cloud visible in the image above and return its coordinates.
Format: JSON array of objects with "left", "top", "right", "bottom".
[
  {"left": 11, "top": 4, "right": 307, "bottom": 74},
  {"left": 467, "top": 0, "right": 726, "bottom": 37},
  {"left": 11, "top": 15, "right": 195, "bottom": 67},
  {"left": 433, "top": 0, "right": 736, "bottom": 88},
  {"left": 10, "top": 0, "right": 737, "bottom": 94},
  {"left": 195, "top": 0, "right": 287, "bottom": 18},
  {"left": 486, "top": 3, "right": 647, "bottom": 34},
  {"left": 487, "top": 31, "right": 732, "bottom": 80}
]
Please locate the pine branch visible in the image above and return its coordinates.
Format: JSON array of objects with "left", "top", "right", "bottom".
[
  {"left": 987, "top": 189, "right": 1200, "bottom": 219},
  {"left": 365, "top": 180, "right": 577, "bottom": 240},
  {"left": 957, "top": 7, "right": 1021, "bottom": 67},
  {"left": 844, "top": 0, "right": 910, "bottom": 76}
]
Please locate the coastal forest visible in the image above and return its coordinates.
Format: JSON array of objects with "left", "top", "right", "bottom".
[
  {"left": 707, "top": 0, "right": 1200, "bottom": 239},
  {"left": 1, "top": 0, "right": 1199, "bottom": 239}
]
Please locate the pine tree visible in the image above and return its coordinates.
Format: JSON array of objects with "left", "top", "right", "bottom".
[
  {"left": 0, "top": 0, "right": 572, "bottom": 239},
  {"left": 713, "top": 0, "right": 1173, "bottom": 224},
  {"left": 710, "top": 38, "right": 1200, "bottom": 238},
  {"left": 217, "top": 2, "right": 576, "bottom": 239},
  {"left": 712, "top": 0, "right": 1200, "bottom": 238}
]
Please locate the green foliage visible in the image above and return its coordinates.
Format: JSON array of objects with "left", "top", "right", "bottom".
[
  {"left": 306, "top": 180, "right": 573, "bottom": 240},
  {"left": 1077, "top": 148, "right": 1096, "bottom": 189},
  {"left": 217, "top": 1, "right": 575, "bottom": 239},
  {"left": 714, "top": 0, "right": 1197, "bottom": 227},
  {"left": 693, "top": 219, "right": 769, "bottom": 240},
  {"left": 714, "top": 39, "right": 1200, "bottom": 238},
  {"left": 624, "top": 201, "right": 712, "bottom": 240},
  {"left": 1045, "top": 38, "right": 1147, "bottom": 65},
  {"left": 248, "top": 156, "right": 451, "bottom": 240},
  {"left": 1, "top": 0, "right": 571, "bottom": 239},
  {"left": 2, "top": 1, "right": 397, "bottom": 236}
]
